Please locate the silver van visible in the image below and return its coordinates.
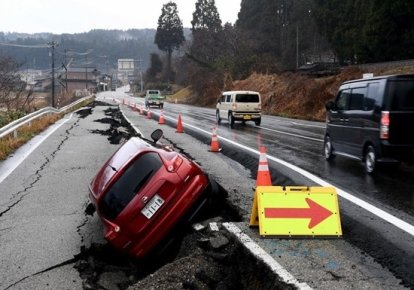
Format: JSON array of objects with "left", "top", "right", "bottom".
[{"left": 216, "top": 91, "right": 262, "bottom": 127}]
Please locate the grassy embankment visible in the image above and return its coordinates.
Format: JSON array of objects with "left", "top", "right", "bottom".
[{"left": 0, "top": 98, "right": 94, "bottom": 160}]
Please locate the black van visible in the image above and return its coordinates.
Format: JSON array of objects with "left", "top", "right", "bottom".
[{"left": 324, "top": 74, "right": 414, "bottom": 173}]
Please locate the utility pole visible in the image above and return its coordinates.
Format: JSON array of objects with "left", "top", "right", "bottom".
[
  {"left": 64, "top": 49, "right": 68, "bottom": 92},
  {"left": 134, "top": 59, "right": 144, "bottom": 93},
  {"left": 296, "top": 24, "right": 299, "bottom": 69},
  {"left": 85, "top": 54, "right": 88, "bottom": 91},
  {"left": 48, "top": 41, "right": 58, "bottom": 107}
]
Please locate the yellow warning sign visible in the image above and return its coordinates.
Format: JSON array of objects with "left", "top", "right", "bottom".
[
  {"left": 249, "top": 191, "right": 259, "bottom": 227},
  {"left": 251, "top": 186, "right": 342, "bottom": 237}
]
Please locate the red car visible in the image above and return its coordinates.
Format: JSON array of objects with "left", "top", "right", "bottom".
[{"left": 89, "top": 129, "right": 222, "bottom": 259}]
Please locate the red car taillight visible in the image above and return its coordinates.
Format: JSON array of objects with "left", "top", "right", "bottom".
[
  {"left": 167, "top": 156, "right": 183, "bottom": 172},
  {"left": 104, "top": 220, "right": 121, "bottom": 241},
  {"left": 380, "top": 111, "right": 390, "bottom": 140}
]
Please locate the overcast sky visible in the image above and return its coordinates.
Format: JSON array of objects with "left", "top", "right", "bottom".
[{"left": 0, "top": 0, "right": 242, "bottom": 34}]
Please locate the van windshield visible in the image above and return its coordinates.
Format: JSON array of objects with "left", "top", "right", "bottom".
[
  {"left": 388, "top": 80, "right": 414, "bottom": 110},
  {"left": 100, "top": 152, "right": 163, "bottom": 220},
  {"left": 235, "top": 94, "right": 260, "bottom": 103}
]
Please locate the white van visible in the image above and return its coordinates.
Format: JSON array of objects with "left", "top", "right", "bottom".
[{"left": 216, "top": 91, "right": 262, "bottom": 127}]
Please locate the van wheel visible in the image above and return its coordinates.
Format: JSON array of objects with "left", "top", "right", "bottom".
[
  {"left": 365, "top": 145, "right": 376, "bottom": 174},
  {"left": 228, "top": 113, "right": 235, "bottom": 128},
  {"left": 160, "top": 104, "right": 163, "bottom": 109},
  {"left": 324, "top": 136, "right": 335, "bottom": 160},
  {"left": 255, "top": 118, "right": 261, "bottom": 126},
  {"left": 216, "top": 110, "right": 221, "bottom": 124}
]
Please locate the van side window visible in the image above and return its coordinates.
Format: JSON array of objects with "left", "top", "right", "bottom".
[
  {"left": 349, "top": 87, "right": 366, "bottom": 110},
  {"left": 335, "top": 89, "right": 350, "bottom": 110},
  {"left": 226, "top": 95, "right": 232, "bottom": 102},
  {"left": 220, "top": 95, "right": 226, "bottom": 102},
  {"left": 364, "top": 83, "right": 379, "bottom": 111}
]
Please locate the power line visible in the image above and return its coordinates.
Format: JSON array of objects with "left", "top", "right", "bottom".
[
  {"left": 55, "top": 49, "right": 93, "bottom": 56},
  {"left": 0, "top": 42, "right": 49, "bottom": 48},
  {"left": 65, "top": 49, "right": 94, "bottom": 56}
]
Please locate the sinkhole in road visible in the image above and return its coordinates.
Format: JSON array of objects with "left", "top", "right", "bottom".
[
  {"left": 77, "top": 196, "right": 250, "bottom": 290},
  {"left": 78, "top": 102, "right": 265, "bottom": 289},
  {"left": 78, "top": 102, "right": 296, "bottom": 289}
]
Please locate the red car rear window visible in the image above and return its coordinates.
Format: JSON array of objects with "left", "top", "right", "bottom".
[{"left": 100, "top": 152, "right": 163, "bottom": 220}]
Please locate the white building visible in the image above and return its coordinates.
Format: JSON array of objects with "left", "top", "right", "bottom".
[
  {"left": 117, "top": 59, "right": 136, "bottom": 85},
  {"left": 19, "top": 69, "right": 43, "bottom": 89}
]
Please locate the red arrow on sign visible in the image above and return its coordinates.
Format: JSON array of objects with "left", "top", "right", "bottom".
[{"left": 264, "top": 198, "right": 333, "bottom": 229}]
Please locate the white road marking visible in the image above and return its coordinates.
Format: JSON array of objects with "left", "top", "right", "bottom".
[
  {"left": 160, "top": 114, "right": 414, "bottom": 237},
  {"left": 223, "top": 222, "right": 313, "bottom": 290},
  {"left": 290, "top": 121, "right": 326, "bottom": 129},
  {"left": 0, "top": 114, "right": 73, "bottom": 185},
  {"left": 258, "top": 126, "right": 323, "bottom": 142},
  {"left": 122, "top": 112, "right": 143, "bottom": 137}
]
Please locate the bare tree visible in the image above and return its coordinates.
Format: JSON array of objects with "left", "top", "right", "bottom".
[{"left": 0, "top": 55, "right": 33, "bottom": 112}]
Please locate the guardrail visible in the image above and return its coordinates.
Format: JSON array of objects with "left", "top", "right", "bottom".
[{"left": 0, "top": 96, "right": 94, "bottom": 139}]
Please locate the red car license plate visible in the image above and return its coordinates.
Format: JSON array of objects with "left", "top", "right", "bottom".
[{"left": 141, "top": 195, "right": 164, "bottom": 219}]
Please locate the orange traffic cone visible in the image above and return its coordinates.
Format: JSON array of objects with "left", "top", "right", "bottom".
[
  {"left": 133, "top": 103, "right": 137, "bottom": 111},
  {"left": 256, "top": 146, "right": 272, "bottom": 186},
  {"left": 158, "top": 110, "right": 165, "bottom": 124},
  {"left": 147, "top": 109, "right": 152, "bottom": 119},
  {"left": 139, "top": 105, "right": 143, "bottom": 115},
  {"left": 209, "top": 127, "right": 221, "bottom": 152},
  {"left": 176, "top": 114, "right": 184, "bottom": 133}
]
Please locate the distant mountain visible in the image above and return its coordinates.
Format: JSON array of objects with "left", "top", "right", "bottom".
[{"left": 0, "top": 29, "right": 190, "bottom": 72}]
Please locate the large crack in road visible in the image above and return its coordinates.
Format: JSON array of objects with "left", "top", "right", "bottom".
[{"left": 0, "top": 120, "right": 80, "bottom": 218}]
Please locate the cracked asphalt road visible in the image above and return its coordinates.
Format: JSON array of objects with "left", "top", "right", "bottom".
[
  {"left": 0, "top": 97, "right": 410, "bottom": 289},
  {"left": 0, "top": 106, "right": 119, "bottom": 290}
]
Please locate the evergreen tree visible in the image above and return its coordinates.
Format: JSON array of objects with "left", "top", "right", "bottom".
[
  {"left": 191, "top": 0, "right": 222, "bottom": 33},
  {"left": 237, "top": 0, "right": 320, "bottom": 70},
  {"left": 155, "top": 2, "right": 185, "bottom": 82},
  {"left": 313, "top": 0, "right": 414, "bottom": 63},
  {"left": 363, "top": 0, "right": 414, "bottom": 62},
  {"left": 146, "top": 53, "right": 163, "bottom": 83},
  {"left": 190, "top": 0, "right": 223, "bottom": 65}
]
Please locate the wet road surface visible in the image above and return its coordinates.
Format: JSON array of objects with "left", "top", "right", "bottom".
[{"left": 112, "top": 92, "right": 414, "bottom": 288}]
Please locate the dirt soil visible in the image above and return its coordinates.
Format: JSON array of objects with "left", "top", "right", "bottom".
[
  {"left": 172, "top": 64, "right": 414, "bottom": 122},
  {"left": 230, "top": 69, "right": 362, "bottom": 121}
]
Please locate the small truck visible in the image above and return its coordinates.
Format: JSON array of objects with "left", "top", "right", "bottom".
[{"left": 145, "top": 90, "right": 164, "bottom": 109}]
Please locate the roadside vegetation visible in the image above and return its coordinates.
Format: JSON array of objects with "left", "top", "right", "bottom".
[
  {"left": 0, "top": 114, "right": 61, "bottom": 160},
  {"left": 0, "top": 98, "right": 94, "bottom": 160}
]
